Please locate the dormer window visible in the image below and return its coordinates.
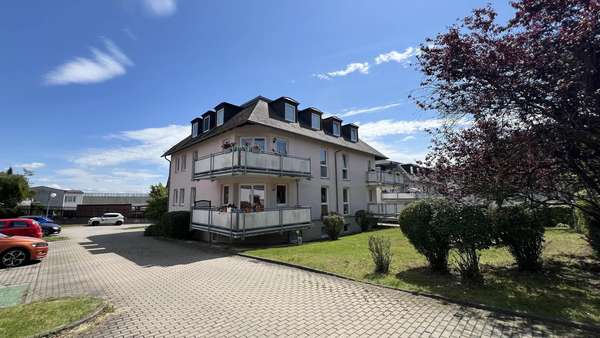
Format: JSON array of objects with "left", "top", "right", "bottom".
[
  {"left": 216, "top": 108, "right": 224, "bottom": 126},
  {"left": 332, "top": 122, "right": 341, "bottom": 137},
  {"left": 311, "top": 113, "right": 320, "bottom": 129},
  {"left": 192, "top": 121, "right": 199, "bottom": 137},
  {"left": 284, "top": 103, "right": 296, "bottom": 122},
  {"left": 350, "top": 128, "right": 358, "bottom": 142},
  {"left": 203, "top": 116, "right": 210, "bottom": 133}
]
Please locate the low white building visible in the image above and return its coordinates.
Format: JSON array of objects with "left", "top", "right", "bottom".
[{"left": 163, "top": 96, "right": 388, "bottom": 242}]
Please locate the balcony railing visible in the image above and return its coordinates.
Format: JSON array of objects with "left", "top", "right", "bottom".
[
  {"left": 367, "top": 203, "right": 405, "bottom": 218},
  {"left": 381, "top": 192, "right": 428, "bottom": 200},
  {"left": 366, "top": 171, "right": 404, "bottom": 185},
  {"left": 191, "top": 206, "right": 312, "bottom": 239},
  {"left": 193, "top": 148, "right": 311, "bottom": 179}
]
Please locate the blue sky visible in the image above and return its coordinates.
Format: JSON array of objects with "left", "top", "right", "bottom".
[{"left": 0, "top": 0, "right": 513, "bottom": 192}]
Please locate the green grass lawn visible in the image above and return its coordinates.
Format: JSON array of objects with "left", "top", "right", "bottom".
[
  {"left": 43, "top": 235, "right": 68, "bottom": 242},
  {"left": 246, "top": 227, "right": 600, "bottom": 325},
  {"left": 0, "top": 297, "right": 104, "bottom": 338}
]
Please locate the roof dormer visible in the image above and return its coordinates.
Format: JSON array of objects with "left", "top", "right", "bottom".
[
  {"left": 323, "top": 116, "right": 343, "bottom": 137},
  {"left": 213, "top": 102, "right": 242, "bottom": 127},
  {"left": 269, "top": 97, "right": 299, "bottom": 123},
  {"left": 201, "top": 110, "right": 215, "bottom": 133},
  {"left": 298, "top": 107, "right": 323, "bottom": 130},
  {"left": 191, "top": 117, "right": 202, "bottom": 138},
  {"left": 342, "top": 123, "right": 359, "bottom": 142}
]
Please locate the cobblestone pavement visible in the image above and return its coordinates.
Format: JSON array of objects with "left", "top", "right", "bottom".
[{"left": 0, "top": 225, "right": 588, "bottom": 337}]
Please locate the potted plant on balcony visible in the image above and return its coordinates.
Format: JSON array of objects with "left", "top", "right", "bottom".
[{"left": 222, "top": 141, "right": 235, "bottom": 151}]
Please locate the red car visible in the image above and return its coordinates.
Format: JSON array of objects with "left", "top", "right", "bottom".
[
  {"left": 0, "top": 218, "right": 43, "bottom": 238},
  {"left": 0, "top": 233, "right": 48, "bottom": 267}
]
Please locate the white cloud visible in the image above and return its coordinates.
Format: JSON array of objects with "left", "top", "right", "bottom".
[
  {"left": 142, "top": 0, "right": 177, "bottom": 16},
  {"left": 14, "top": 162, "right": 46, "bottom": 171},
  {"left": 374, "top": 47, "right": 420, "bottom": 65},
  {"left": 338, "top": 102, "right": 402, "bottom": 118},
  {"left": 367, "top": 139, "right": 428, "bottom": 163},
  {"left": 315, "top": 62, "right": 370, "bottom": 80},
  {"left": 53, "top": 167, "right": 161, "bottom": 193},
  {"left": 358, "top": 118, "right": 470, "bottom": 139},
  {"left": 73, "top": 124, "right": 189, "bottom": 167},
  {"left": 400, "top": 135, "right": 416, "bottom": 142},
  {"left": 44, "top": 39, "right": 132, "bottom": 85}
]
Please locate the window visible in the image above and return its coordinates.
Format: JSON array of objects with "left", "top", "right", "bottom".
[
  {"left": 369, "top": 189, "right": 374, "bottom": 202},
  {"left": 181, "top": 154, "right": 187, "bottom": 171},
  {"left": 193, "top": 150, "right": 198, "bottom": 161},
  {"left": 350, "top": 128, "right": 358, "bottom": 142},
  {"left": 64, "top": 195, "right": 76, "bottom": 203},
  {"left": 284, "top": 103, "right": 296, "bottom": 122},
  {"left": 276, "top": 184, "right": 287, "bottom": 205},
  {"left": 342, "top": 154, "right": 349, "bottom": 180},
  {"left": 222, "top": 185, "right": 230, "bottom": 205},
  {"left": 239, "top": 184, "right": 265, "bottom": 210},
  {"left": 342, "top": 188, "right": 350, "bottom": 215},
  {"left": 11, "top": 221, "right": 28, "bottom": 228},
  {"left": 368, "top": 160, "right": 372, "bottom": 171},
  {"left": 179, "top": 188, "right": 185, "bottom": 205},
  {"left": 320, "top": 186, "right": 329, "bottom": 216},
  {"left": 311, "top": 113, "right": 320, "bottom": 129},
  {"left": 174, "top": 156, "right": 180, "bottom": 173},
  {"left": 172, "top": 189, "right": 178, "bottom": 206},
  {"left": 320, "top": 149, "right": 328, "bottom": 178},
  {"left": 216, "top": 108, "right": 224, "bottom": 126},
  {"left": 203, "top": 116, "right": 210, "bottom": 132},
  {"left": 191, "top": 187, "right": 196, "bottom": 207},
  {"left": 192, "top": 121, "right": 199, "bottom": 137},
  {"left": 240, "top": 137, "right": 266, "bottom": 152},
  {"left": 332, "top": 122, "right": 340, "bottom": 137},
  {"left": 274, "top": 138, "right": 288, "bottom": 155}
]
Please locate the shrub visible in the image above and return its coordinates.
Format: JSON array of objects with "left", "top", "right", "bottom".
[
  {"left": 355, "top": 210, "right": 379, "bottom": 232},
  {"left": 575, "top": 200, "right": 600, "bottom": 256},
  {"left": 159, "top": 211, "right": 191, "bottom": 239},
  {"left": 398, "top": 198, "right": 452, "bottom": 273},
  {"left": 368, "top": 235, "right": 392, "bottom": 274},
  {"left": 323, "top": 213, "right": 344, "bottom": 240},
  {"left": 493, "top": 206, "right": 545, "bottom": 271},
  {"left": 450, "top": 205, "right": 494, "bottom": 284},
  {"left": 535, "top": 206, "right": 575, "bottom": 228},
  {"left": 143, "top": 224, "right": 162, "bottom": 237}
]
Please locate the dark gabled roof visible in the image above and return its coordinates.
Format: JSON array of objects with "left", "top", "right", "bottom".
[{"left": 163, "top": 97, "right": 387, "bottom": 159}]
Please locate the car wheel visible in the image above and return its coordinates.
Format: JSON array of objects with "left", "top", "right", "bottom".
[
  {"left": 1, "top": 248, "right": 29, "bottom": 268},
  {"left": 92, "top": 221, "right": 99, "bottom": 226},
  {"left": 115, "top": 221, "right": 123, "bottom": 225}
]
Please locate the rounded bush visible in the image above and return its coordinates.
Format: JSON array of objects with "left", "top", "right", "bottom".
[
  {"left": 398, "top": 198, "right": 452, "bottom": 273},
  {"left": 323, "top": 213, "right": 344, "bottom": 240},
  {"left": 355, "top": 210, "right": 378, "bottom": 232},
  {"left": 158, "top": 211, "right": 191, "bottom": 239}
]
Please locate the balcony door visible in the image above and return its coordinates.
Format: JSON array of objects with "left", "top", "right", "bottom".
[{"left": 239, "top": 184, "right": 266, "bottom": 212}]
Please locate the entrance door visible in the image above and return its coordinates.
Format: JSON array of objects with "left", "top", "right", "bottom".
[{"left": 239, "top": 184, "right": 266, "bottom": 211}]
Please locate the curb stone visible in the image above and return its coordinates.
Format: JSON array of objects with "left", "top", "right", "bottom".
[{"left": 237, "top": 253, "right": 600, "bottom": 334}]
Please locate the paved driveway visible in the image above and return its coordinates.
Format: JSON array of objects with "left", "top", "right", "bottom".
[{"left": 0, "top": 225, "right": 585, "bottom": 337}]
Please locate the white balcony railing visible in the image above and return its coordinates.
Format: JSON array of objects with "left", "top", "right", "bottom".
[
  {"left": 366, "top": 171, "right": 404, "bottom": 185},
  {"left": 191, "top": 206, "right": 312, "bottom": 238},
  {"left": 381, "top": 192, "right": 428, "bottom": 200},
  {"left": 193, "top": 149, "right": 311, "bottom": 179},
  {"left": 367, "top": 203, "right": 405, "bottom": 217}
]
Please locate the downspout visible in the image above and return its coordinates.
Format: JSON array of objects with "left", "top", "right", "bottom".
[{"left": 334, "top": 149, "right": 342, "bottom": 214}]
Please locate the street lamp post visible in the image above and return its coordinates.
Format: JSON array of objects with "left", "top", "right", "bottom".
[{"left": 46, "top": 192, "right": 57, "bottom": 218}]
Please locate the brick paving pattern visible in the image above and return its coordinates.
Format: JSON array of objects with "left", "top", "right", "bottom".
[{"left": 0, "top": 225, "right": 588, "bottom": 337}]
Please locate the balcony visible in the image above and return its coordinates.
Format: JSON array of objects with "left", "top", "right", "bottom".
[
  {"left": 366, "top": 171, "right": 404, "bottom": 185},
  {"left": 381, "top": 192, "right": 428, "bottom": 200},
  {"left": 191, "top": 206, "right": 312, "bottom": 239},
  {"left": 367, "top": 203, "right": 405, "bottom": 218},
  {"left": 193, "top": 148, "right": 312, "bottom": 180}
]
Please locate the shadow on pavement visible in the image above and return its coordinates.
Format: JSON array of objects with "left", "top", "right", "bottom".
[{"left": 78, "top": 230, "right": 231, "bottom": 268}]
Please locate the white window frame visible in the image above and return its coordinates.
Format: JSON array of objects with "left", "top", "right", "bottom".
[
  {"left": 276, "top": 184, "right": 287, "bottom": 206},
  {"left": 274, "top": 137, "right": 288, "bottom": 155},
  {"left": 174, "top": 156, "right": 180, "bottom": 173},
  {"left": 350, "top": 128, "right": 357, "bottom": 142},
  {"left": 181, "top": 154, "right": 187, "bottom": 172},
  {"left": 190, "top": 187, "right": 196, "bottom": 207},
  {"left": 284, "top": 103, "right": 296, "bottom": 122},
  {"left": 311, "top": 113, "right": 320, "bottom": 129},
  {"left": 203, "top": 116, "right": 210, "bottom": 132},
  {"left": 172, "top": 189, "right": 178, "bottom": 206},
  {"left": 332, "top": 122, "right": 340, "bottom": 137},
  {"left": 320, "top": 149, "right": 328, "bottom": 178},
  {"left": 342, "top": 154, "right": 349, "bottom": 180},
  {"left": 369, "top": 189, "right": 374, "bottom": 202},
  {"left": 342, "top": 187, "right": 350, "bottom": 215},
  {"left": 239, "top": 183, "right": 266, "bottom": 209},
  {"left": 179, "top": 188, "right": 185, "bottom": 205},
  {"left": 222, "top": 184, "right": 232, "bottom": 206},
  {"left": 240, "top": 137, "right": 267, "bottom": 152},
  {"left": 216, "top": 108, "right": 224, "bottom": 126},
  {"left": 320, "top": 186, "right": 329, "bottom": 217}
]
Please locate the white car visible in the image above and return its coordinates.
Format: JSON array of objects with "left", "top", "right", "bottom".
[{"left": 88, "top": 213, "right": 125, "bottom": 226}]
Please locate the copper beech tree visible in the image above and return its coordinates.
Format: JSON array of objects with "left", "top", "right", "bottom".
[{"left": 414, "top": 0, "right": 600, "bottom": 223}]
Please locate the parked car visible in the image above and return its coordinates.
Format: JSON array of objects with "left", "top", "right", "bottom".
[
  {"left": 88, "top": 213, "right": 125, "bottom": 226},
  {"left": 0, "top": 218, "right": 43, "bottom": 238},
  {"left": 0, "top": 233, "right": 48, "bottom": 267},
  {"left": 19, "top": 216, "right": 61, "bottom": 236}
]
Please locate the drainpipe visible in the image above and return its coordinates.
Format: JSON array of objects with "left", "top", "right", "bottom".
[
  {"left": 163, "top": 155, "right": 172, "bottom": 201},
  {"left": 334, "top": 149, "right": 342, "bottom": 214}
]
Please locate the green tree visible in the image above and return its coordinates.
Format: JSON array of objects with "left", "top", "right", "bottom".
[
  {"left": 0, "top": 172, "right": 32, "bottom": 209},
  {"left": 145, "top": 183, "right": 168, "bottom": 222}
]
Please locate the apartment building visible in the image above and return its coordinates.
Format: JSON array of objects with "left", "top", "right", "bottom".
[{"left": 163, "top": 96, "right": 387, "bottom": 242}]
